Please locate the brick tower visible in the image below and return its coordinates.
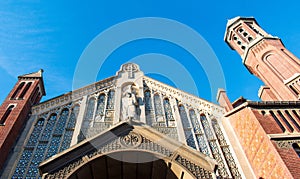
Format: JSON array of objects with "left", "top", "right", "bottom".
[
  {"left": 0, "top": 70, "right": 45, "bottom": 171},
  {"left": 220, "top": 17, "right": 300, "bottom": 178},
  {"left": 225, "top": 17, "right": 300, "bottom": 101}
]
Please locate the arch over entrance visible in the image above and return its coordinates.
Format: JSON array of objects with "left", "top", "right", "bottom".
[
  {"left": 67, "top": 150, "right": 195, "bottom": 179},
  {"left": 39, "top": 121, "right": 217, "bottom": 179}
]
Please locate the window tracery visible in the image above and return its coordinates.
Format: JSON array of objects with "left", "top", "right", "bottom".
[
  {"left": 179, "top": 105, "right": 196, "bottom": 149},
  {"left": 40, "top": 114, "right": 57, "bottom": 142},
  {"left": 189, "top": 109, "right": 210, "bottom": 155},
  {"left": 95, "top": 94, "right": 106, "bottom": 119},
  {"left": 84, "top": 98, "right": 96, "bottom": 121},
  {"left": 59, "top": 105, "right": 79, "bottom": 152},
  {"left": 144, "top": 90, "right": 154, "bottom": 125},
  {"left": 154, "top": 94, "right": 163, "bottom": 120},
  {"left": 200, "top": 114, "right": 229, "bottom": 178},
  {"left": 13, "top": 104, "right": 81, "bottom": 178},
  {"left": 212, "top": 119, "right": 241, "bottom": 178},
  {"left": 163, "top": 98, "right": 174, "bottom": 126},
  {"left": 106, "top": 90, "right": 115, "bottom": 110}
]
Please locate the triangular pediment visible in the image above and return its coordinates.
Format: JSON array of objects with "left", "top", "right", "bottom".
[{"left": 39, "top": 120, "right": 217, "bottom": 178}]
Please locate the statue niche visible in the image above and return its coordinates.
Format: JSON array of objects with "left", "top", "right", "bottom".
[{"left": 121, "top": 84, "right": 140, "bottom": 121}]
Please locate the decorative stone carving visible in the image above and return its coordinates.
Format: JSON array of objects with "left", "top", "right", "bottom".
[
  {"left": 122, "top": 63, "right": 139, "bottom": 78},
  {"left": 32, "top": 78, "right": 114, "bottom": 115},
  {"left": 120, "top": 132, "right": 142, "bottom": 148},
  {"left": 275, "top": 139, "right": 300, "bottom": 149},
  {"left": 175, "top": 155, "right": 212, "bottom": 178}
]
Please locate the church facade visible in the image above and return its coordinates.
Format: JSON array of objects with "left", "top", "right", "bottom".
[{"left": 0, "top": 17, "right": 299, "bottom": 179}]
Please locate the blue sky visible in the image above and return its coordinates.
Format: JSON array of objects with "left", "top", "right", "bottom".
[{"left": 0, "top": 0, "right": 300, "bottom": 104}]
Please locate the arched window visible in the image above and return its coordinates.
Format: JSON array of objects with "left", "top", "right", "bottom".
[
  {"left": 277, "top": 110, "right": 293, "bottom": 132},
  {"left": 26, "top": 118, "right": 45, "bottom": 147},
  {"left": 11, "top": 82, "right": 25, "bottom": 99},
  {"left": 13, "top": 118, "right": 45, "bottom": 178},
  {"left": 67, "top": 105, "right": 80, "bottom": 129},
  {"left": 200, "top": 114, "right": 213, "bottom": 140},
  {"left": 189, "top": 109, "right": 209, "bottom": 155},
  {"left": 0, "top": 105, "right": 14, "bottom": 125},
  {"left": 96, "top": 94, "right": 106, "bottom": 118},
  {"left": 31, "top": 87, "right": 40, "bottom": 104},
  {"left": 53, "top": 109, "right": 69, "bottom": 135},
  {"left": 60, "top": 105, "right": 80, "bottom": 152},
  {"left": 285, "top": 110, "right": 300, "bottom": 131},
  {"left": 106, "top": 90, "right": 115, "bottom": 109},
  {"left": 248, "top": 36, "right": 253, "bottom": 42},
  {"left": 26, "top": 114, "right": 57, "bottom": 178},
  {"left": 19, "top": 82, "right": 32, "bottom": 99},
  {"left": 292, "top": 110, "right": 300, "bottom": 123},
  {"left": 154, "top": 94, "right": 163, "bottom": 118},
  {"left": 179, "top": 105, "right": 190, "bottom": 128},
  {"left": 189, "top": 109, "right": 201, "bottom": 133},
  {"left": 179, "top": 105, "right": 196, "bottom": 149},
  {"left": 163, "top": 98, "right": 174, "bottom": 122},
  {"left": 144, "top": 90, "right": 152, "bottom": 111},
  {"left": 40, "top": 114, "right": 57, "bottom": 141},
  {"left": 270, "top": 111, "right": 286, "bottom": 132},
  {"left": 84, "top": 98, "right": 96, "bottom": 122},
  {"left": 144, "top": 90, "right": 153, "bottom": 125},
  {"left": 212, "top": 119, "right": 241, "bottom": 178},
  {"left": 200, "top": 114, "right": 229, "bottom": 178},
  {"left": 290, "top": 84, "right": 300, "bottom": 95},
  {"left": 292, "top": 143, "right": 300, "bottom": 157}
]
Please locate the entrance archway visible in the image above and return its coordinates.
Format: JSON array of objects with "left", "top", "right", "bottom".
[{"left": 67, "top": 150, "right": 195, "bottom": 179}]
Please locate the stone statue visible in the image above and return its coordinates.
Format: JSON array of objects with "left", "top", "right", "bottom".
[{"left": 121, "top": 84, "right": 139, "bottom": 120}]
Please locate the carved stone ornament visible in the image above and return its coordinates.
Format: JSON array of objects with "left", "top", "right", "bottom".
[
  {"left": 276, "top": 139, "right": 300, "bottom": 149},
  {"left": 119, "top": 132, "right": 142, "bottom": 148},
  {"left": 122, "top": 63, "right": 139, "bottom": 78}
]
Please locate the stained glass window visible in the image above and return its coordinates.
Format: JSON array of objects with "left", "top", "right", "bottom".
[
  {"left": 163, "top": 98, "right": 174, "bottom": 122},
  {"left": 13, "top": 118, "right": 45, "bottom": 178},
  {"left": 60, "top": 105, "right": 79, "bottom": 152},
  {"left": 45, "top": 109, "right": 69, "bottom": 159},
  {"left": 200, "top": 114, "right": 229, "bottom": 178},
  {"left": 66, "top": 105, "right": 79, "bottom": 129},
  {"left": 189, "top": 109, "right": 201, "bottom": 133},
  {"left": 26, "top": 119, "right": 45, "bottom": 147},
  {"left": 189, "top": 110, "right": 210, "bottom": 155},
  {"left": 106, "top": 90, "right": 115, "bottom": 110},
  {"left": 96, "top": 94, "right": 106, "bottom": 118},
  {"left": 84, "top": 98, "right": 96, "bottom": 121},
  {"left": 144, "top": 90, "right": 154, "bottom": 125},
  {"left": 212, "top": 119, "right": 241, "bottom": 178},
  {"left": 179, "top": 105, "right": 196, "bottom": 149},
  {"left": 27, "top": 142, "right": 48, "bottom": 177},
  {"left": 13, "top": 103, "right": 81, "bottom": 179},
  {"left": 154, "top": 94, "right": 163, "bottom": 118},
  {"left": 144, "top": 90, "right": 152, "bottom": 111},
  {"left": 104, "top": 90, "right": 115, "bottom": 122},
  {"left": 40, "top": 114, "right": 57, "bottom": 142},
  {"left": 45, "top": 136, "right": 61, "bottom": 159},
  {"left": 53, "top": 109, "right": 69, "bottom": 136},
  {"left": 179, "top": 105, "right": 190, "bottom": 128},
  {"left": 13, "top": 149, "right": 33, "bottom": 178}
]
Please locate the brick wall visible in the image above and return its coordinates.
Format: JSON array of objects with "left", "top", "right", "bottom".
[
  {"left": 0, "top": 79, "right": 41, "bottom": 170},
  {"left": 227, "top": 107, "right": 293, "bottom": 178}
]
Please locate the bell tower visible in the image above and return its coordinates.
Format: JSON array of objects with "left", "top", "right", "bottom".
[
  {"left": 0, "top": 70, "right": 45, "bottom": 171},
  {"left": 225, "top": 17, "right": 300, "bottom": 101}
]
